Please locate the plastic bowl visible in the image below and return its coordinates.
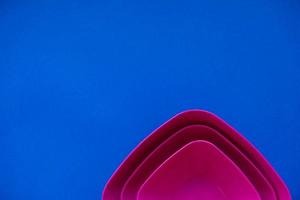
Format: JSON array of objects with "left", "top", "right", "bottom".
[
  {"left": 121, "top": 125, "right": 275, "bottom": 200},
  {"left": 138, "top": 140, "right": 261, "bottom": 200},
  {"left": 102, "top": 110, "right": 291, "bottom": 200}
]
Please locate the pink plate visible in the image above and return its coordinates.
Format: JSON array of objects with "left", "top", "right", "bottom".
[
  {"left": 121, "top": 125, "right": 275, "bottom": 200},
  {"left": 102, "top": 110, "right": 291, "bottom": 200},
  {"left": 137, "top": 140, "right": 260, "bottom": 200}
]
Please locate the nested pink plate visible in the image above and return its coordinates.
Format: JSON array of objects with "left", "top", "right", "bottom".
[
  {"left": 102, "top": 110, "right": 291, "bottom": 200},
  {"left": 121, "top": 125, "right": 275, "bottom": 200},
  {"left": 137, "top": 140, "right": 260, "bottom": 200}
]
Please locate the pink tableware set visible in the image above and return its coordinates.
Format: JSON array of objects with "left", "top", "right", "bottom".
[{"left": 103, "top": 110, "right": 291, "bottom": 200}]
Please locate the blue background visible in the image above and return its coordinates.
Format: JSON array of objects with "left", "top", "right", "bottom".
[{"left": 1, "top": 0, "right": 299, "bottom": 199}]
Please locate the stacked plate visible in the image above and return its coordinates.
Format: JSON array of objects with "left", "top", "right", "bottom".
[{"left": 102, "top": 110, "right": 291, "bottom": 200}]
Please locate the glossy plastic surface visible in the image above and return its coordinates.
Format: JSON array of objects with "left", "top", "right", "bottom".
[
  {"left": 121, "top": 125, "right": 275, "bottom": 200},
  {"left": 138, "top": 140, "right": 260, "bottom": 200}
]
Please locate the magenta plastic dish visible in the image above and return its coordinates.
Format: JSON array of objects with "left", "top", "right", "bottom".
[
  {"left": 121, "top": 125, "right": 275, "bottom": 200},
  {"left": 102, "top": 110, "right": 291, "bottom": 200},
  {"left": 137, "top": 140, "right": 261, "bottom": 200}
]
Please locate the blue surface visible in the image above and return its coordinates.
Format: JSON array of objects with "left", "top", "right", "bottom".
[{"left": 1, "top": 0, "right": 300, "bottom": 199}]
